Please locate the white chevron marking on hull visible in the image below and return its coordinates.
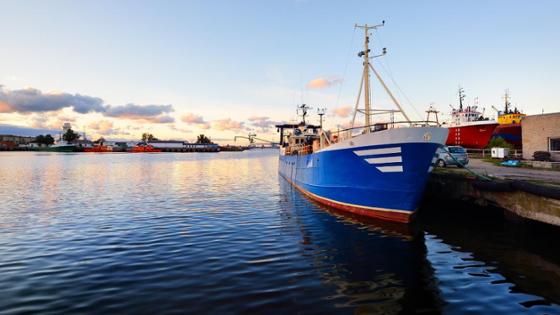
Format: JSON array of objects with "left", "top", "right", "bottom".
[
  {"left": 377, "top": 166, "right": 404, "bottom": 173},
  {"left": 354, "top": 147, "right": 401, "bottom": 156},
  {"left": 365, "top": 156, "right": 402, "bottom": 164}
]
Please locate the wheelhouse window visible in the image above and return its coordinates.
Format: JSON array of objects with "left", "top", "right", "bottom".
[{"left": 549, "top": 138, "right": 560, "bottom": 152}]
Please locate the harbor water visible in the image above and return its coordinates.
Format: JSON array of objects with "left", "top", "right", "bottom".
[{"left": 0, "top": 150, "right": 559, "bottom": 314}]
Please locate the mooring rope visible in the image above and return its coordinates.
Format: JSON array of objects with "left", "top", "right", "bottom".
[{"left": 441, "top": 147, "right": 493, "bottom": 181}]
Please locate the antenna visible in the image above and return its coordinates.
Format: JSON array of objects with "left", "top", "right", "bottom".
[
  {"left": 317, "top": 107, "right": 326, "bottom": 128},
  {"left": 458, "top": 86, "right": 465, "bottom": 111},
  {"left": 297, "top": 104, "right": 312, "bottom": 124},
  {"left": 503, "top": 89, "right": 511, "bottom": 113},
  {"left": 353, "top": 22, "right": 385, "bottom": 132}
]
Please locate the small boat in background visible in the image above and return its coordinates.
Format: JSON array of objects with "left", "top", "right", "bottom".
[
  {"left": 130, "top": 143, "right": 162, "bottom": 153},
  {"left": 84, "top": 145, "right": 113, "bottom": 153},
  {"left": 48, "top": 140, "right": 77, "bottom": 152},
  {"left": 445, "top": 87, "right": 499, "bottom": 149},
  {"left": 491, "top": 90, "right": 525, "bottom": 148}
]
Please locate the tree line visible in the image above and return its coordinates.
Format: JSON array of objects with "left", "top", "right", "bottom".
[{"left": 34, "top": 130, "right": 214, "bottom": 146}]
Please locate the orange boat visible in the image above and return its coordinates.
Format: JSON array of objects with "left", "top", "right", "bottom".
[
  {"left": 130, "top": 144, "right": 161, "bottom": 153},
  {"left": 84, "top": 145, "right": 113, "bottom": 153}
]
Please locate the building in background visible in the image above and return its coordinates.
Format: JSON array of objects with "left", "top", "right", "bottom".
[
  {"left": 522, "top": 113, "right": 560, "bottom": 161},
  {"left": 147, "top": 140, "right": 189, "bottom": 149},
  {"left": 0, "top": 135, "right": 35, "bottom": 150}
]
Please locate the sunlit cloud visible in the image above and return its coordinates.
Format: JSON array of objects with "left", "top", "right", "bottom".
[
  {"left": 212, "top": 118, "right": 245, "bottom": 131},
  {"left": 331, "top": 105, "right": 353, "bottom": 118},
  {"left": 29, "top": 112, "right": 78, "bottom": 130},
  {"left": 247, "top": 116, "right": 284, "bottom": 132},
  {"left": 88, "top": 120, "right": 115, "bottom": 135},
  {"left": 306, "top": 77, "right": 343, "bottom": 89},
  {"left": 181, "top": 113, "right": 210, "bottom": 129}
]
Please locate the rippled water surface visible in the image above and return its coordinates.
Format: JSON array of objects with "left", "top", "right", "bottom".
[{"left": 1, "top": 151, "right": 559, "bottom": 314}]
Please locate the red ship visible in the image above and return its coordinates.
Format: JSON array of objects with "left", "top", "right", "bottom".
[
  {"left": 445, "top": 88, "right": 499, "bottom": 149},
  {"left": 130, "top": 144, "right": 161, "bottom": 153},
  {"left": 84, "top": 145, "right": 113, "bottom": 153}
]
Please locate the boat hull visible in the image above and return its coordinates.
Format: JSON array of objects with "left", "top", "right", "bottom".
[
  {"left": 84, "top": 145, "right": 113, "bottom": 153},
  {"left": 48, "top": 146, "right": 77, "bottom": 152},
  {"left": 279, "top": 127, "right": 448, "bottom": 223},
  {"left": 445, "top": 123, "right": 498, "bottom": 149},
  {"left": 492, "top": 123, "right": 522, "bottom": 148}
]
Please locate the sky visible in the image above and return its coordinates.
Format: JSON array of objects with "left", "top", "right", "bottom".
[{"left": 0, "top": 0, "right": 559, "bottom": 144}]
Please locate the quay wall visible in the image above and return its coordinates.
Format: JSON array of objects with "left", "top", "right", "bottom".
[{"left": 425, "top": 171, "right": 560, "bottom": 227}]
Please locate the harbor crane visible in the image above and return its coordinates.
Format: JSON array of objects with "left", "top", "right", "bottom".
[{"left": 234, "top": 133, "right": 279, "bottom": 148}]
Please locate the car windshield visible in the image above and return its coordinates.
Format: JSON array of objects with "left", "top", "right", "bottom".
[{"left": 448, "top": 147, "right": 466, "bottom": 153}]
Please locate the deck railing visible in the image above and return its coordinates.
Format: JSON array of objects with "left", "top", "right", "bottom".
[{"left": 333, "top": 120, "right": 440, "bottom": 143}]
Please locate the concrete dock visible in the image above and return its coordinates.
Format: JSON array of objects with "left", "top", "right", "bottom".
[
  {"left": 425, "top": 158, "right": 560, "bottom": 227},
  {"left": 466, "top": 159, "right": 560, "bottom": 184}
]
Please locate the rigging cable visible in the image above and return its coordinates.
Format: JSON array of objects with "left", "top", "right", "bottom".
[
  {"left": 374, "top": 30, "right": 424, "bottom": 121},
  {"left": 335, "top": 27, "right": 357, "bottom": 109}
]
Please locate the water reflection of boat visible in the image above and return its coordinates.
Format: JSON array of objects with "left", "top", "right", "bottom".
[
  {"left": 278, "top": 180, "right": 443, "bottom": 313},
  {"left": 421, "top": 204, "right": 560, "bottom": 309}
]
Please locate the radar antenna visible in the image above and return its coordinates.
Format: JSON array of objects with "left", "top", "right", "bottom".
[{"left": 297, "top": 104, "right": 312, "bottom": 124}]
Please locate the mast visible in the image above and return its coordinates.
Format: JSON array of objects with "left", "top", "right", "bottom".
[
  {"left": 297, "top": 104, "right": 311, "bottom": 124},
  {"left": 317, "top": 107, "right": 326, "bottom": 128},
  {"left": 503, "top": 89, "right": 510, "bottom": 113},
  {"left": 352, "top": 21, "right": 411, "bottom": 132},
  {"left": 458, "top": 87, "right": 465, "bottom": 111},
  {"left": 355, "top": 22, "right": 384, "bottom": 133},
  {"left": 362, "top": 25, "right": 372, "bottom": 131}
]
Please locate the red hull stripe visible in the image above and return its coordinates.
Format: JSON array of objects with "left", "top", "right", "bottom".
[
  {"left": 445, "top": 123, "right": 499, "bottom": 149},
  {"left": 282, "top": 175, "right": 414, "bottom": 224}
]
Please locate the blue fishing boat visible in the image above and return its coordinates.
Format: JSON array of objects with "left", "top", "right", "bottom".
[{"left": 276, "top": 22, "right": 448, "bottom": 223}]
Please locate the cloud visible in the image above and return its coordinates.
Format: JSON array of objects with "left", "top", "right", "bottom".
[
  {"left": 332, "top": 106, "right": 353, "bottom": 118},
  {"left": 181, "top": 113, "right": 210, "bottom": 129},
  {"left": 0, "top": 86, "right": 104, "bottom": 114},
  {"left": 28, "top": 113, "right": 77, "bottom": 130},
  {"left": 0, "top": 86, "right": 175, "bottom": 124},
  {"left": 248, "top": 116, "right": 269, "bottom": 122},
  {"left": 88, "top": 120, "right": 115, "bottom": 135},
  {"left": 169, "top": 125, "right": 191, "bottom": 134},
  {"left": 306, "top": 77, "right": 343, "bottom": 89},
  {"left": 30, "top": 115, "right": 49, "bottom": 129},
  {"left": 151, "top": 115, "right": 175, "bottom": 123},
  {"left": 181, "top": 113, "right": 205, "bottom": 124},
  {"left": 212, "top": 118, "right": 245, "bottom": 131},
  {"left": 104, "top": 103, "right": 174, "bottom": 123},
  {"left": 247, "top": 116, "right": 284, "bottom": 132}
]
